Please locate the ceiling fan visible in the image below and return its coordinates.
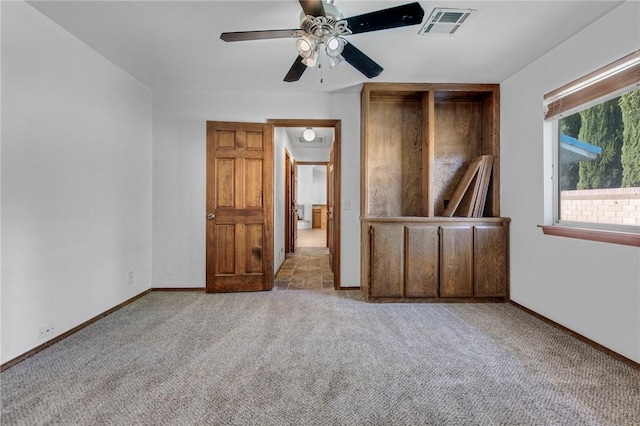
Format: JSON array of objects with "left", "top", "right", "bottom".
[{"left": 220, "top": 0, "right": 425, "bottom": 82}]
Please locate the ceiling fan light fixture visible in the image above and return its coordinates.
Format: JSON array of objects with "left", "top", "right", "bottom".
[
  {"left": 327, "top": 54, "right": 344, "bottom": 69},
  {"left": 302, "top": 49, "right": 319, "bottom": 67},
  {"left": 296, "top": 36, "right": 316, "bottom": 55},
  {"left": 303, "top": 128, "right": 316, "bottom": 141},
  {"left": 324, "top": 35, "right": 345, "bottom": 58}
]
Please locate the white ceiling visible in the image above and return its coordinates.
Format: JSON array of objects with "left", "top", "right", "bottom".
[{"left": 27, "top": 1, "right": 623, "bottom": 93}]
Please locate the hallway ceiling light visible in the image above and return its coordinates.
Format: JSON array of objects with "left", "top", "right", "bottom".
[{"left": 303, "top": 128, "right": 316, "bottom": 141}]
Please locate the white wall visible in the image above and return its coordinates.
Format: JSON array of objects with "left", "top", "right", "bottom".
[
  {"left": 273, "top": 127, "right": 294, "bottom": 272},
  {"left": 501, "top": 1, "right": 640, "bottom": 363},
  {"left": 1, "top": 2, "right": 153, "bottom": 364},
  {"left": 297, "top": 165, "right": 327, "bottom": 221},
  {"left": 312, "top": 167, "right": 327, "bottom": 204},
  {"left": 152, "top": 89, "right": 363, "bottom": 288},
  {"left": 297, "top": 165, "right": 314, "bottom": 222},
  {"left": 330, "top": 92, "right": 361, "bottom": 286},
  {"left": 289, "top": 146, "right": 330, "bottom": 162},
  {"left": 152, "top": 90, "right": 335, "bottom": 287}
]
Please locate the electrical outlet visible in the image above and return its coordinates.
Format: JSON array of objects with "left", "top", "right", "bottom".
[
  {"left": 128, "top": 271, "right": 134, "bottom": 285},
  {"left": 39, "top": 324, "right": 55, "bottom": 339}
]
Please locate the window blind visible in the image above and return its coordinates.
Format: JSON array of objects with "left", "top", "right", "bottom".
[{"left": 544, "top": 50, "right": 640, "bottom": 121}]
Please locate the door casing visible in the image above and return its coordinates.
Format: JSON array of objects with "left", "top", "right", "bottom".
[{"left": 269, "top": 119, "right": 342, "bottom": 289}]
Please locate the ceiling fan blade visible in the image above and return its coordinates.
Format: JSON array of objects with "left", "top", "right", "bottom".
[
  {"left": 342, "top": 42, "right": 383, "bottom": 79},
  {"left": 346, "top": 2, "right": 425, "bottom": 35},
  {"left": 299, "top": 0, "right": 325, "bottom": 17},
  {"left": 284, "top": 56, "right": 307, "bottom": 82},
  {"left": 220, "top": 29, "right": 299, "bottom": 42}
]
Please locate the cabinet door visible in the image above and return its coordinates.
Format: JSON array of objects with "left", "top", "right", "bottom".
[
  {"left": 474, "top": 225, "right": 508, "bottom": 297},
  {"left": 405, "top": 225, "right": 438, "bottom": 297},
  {"left": 370, "top": 225, "right": 404, "bottom": 298},
  {"left": 440, "top": 226, "right": 473, "bottom": 297}
]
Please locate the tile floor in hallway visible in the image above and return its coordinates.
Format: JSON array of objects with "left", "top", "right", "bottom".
[
  {"left": 274, "top": 230, "right": 333, "bottom": 290},
  {"left": 274, "top": 246, "right": 334, "bottom": 291}
]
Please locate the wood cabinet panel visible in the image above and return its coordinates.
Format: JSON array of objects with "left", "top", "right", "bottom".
[
  {"left": 370, "top": 225, "right": 404, "bottom": 298},
  {"left": 362, "top": 218, "right": 509, "bottom": 302},
  {"left": 434, "top": 102, "right": 483, "bottom": 216},
  {"left": 474, "top": 225, "right": 508, "bottom": 297},
  {"left": 366, "top": 101, "right": 422, "bottom": 217},
  {"left": 360, "top": 83, "right": 507, "bottom": 303},
  {"left": 405, "top": 226, "right": 439, "bottom": 297},
  {"left": 440, "top": 226, "right": 473, "bottom": 297},
  {"left": 312, "top": 209, "right": 321, "bottom": 228}
]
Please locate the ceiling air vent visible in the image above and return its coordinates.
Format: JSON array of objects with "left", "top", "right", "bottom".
[
  {"left": 297, "top": 137, "right": 326, "bottom": 144},
  {"left": 419, "top": 8, "right": 474, "bottom": 35}
]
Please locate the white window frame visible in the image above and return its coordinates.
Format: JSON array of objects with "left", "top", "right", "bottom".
[{"left": 540, "top": 51, "right": 640, "bottom": 247}]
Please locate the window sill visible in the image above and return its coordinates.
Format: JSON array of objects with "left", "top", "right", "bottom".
[{"left": 539, "top": 225, "right": 640, "bottom": 247}]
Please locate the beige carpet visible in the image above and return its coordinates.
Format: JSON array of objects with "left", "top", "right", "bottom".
[{"left": 2, "top": 290, "right": 639, "bottom": 425}]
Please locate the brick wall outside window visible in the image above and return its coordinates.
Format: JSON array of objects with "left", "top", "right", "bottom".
[{"left": 560, "top": 187, "right": 640, "bottom": 225}]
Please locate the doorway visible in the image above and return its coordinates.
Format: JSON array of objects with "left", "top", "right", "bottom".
[
  {"left": 296, "top": 162, "right": 329, "bottom": 248},
  {"left": 269, "top": 119, "right": 341, "bottom": 289}
]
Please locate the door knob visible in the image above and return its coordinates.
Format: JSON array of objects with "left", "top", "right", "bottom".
[{"left": 207, "top": 213, "right": 215, "bottom": 220}]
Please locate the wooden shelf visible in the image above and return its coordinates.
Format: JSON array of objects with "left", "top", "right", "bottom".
[{"left": 360, "top": 83, "right": 509, "bottom": 303}]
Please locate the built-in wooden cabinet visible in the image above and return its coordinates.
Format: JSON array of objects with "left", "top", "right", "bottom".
[{"left": 360, "top": 83, "right": 509, "bottom": 302}]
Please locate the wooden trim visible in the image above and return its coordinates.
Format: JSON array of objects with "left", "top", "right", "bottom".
[
  {"left": 368, "top": 296, "right": 508, "bottom": 303},
  {"left": 511, "top": 301, "right": 640, "bottom": 371},
  {"left": 296, "top": 161, "right": 329, "bottom": 166},
  {"left": 0, "top": 289, "right": 151, "bottom": 372},
  {"left": 284, "top": 148, "right": 292, "bottom": 254},
  {"left": 423, "top": 90, "right": 435, "bottom": 216},
  {"left": 267, "top": 119, "right": 340, "bottom": 128},
  {"left": 539, "top": 224, "right": 640, "bottom": 247},
  {"left": 333, "top": 121, "right": 342, "bottom": 288},
  {"left": 151, "top": 287, "right": 206, "bottom": 292}
]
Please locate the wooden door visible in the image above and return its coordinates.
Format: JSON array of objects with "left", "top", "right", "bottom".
[
  {"left": 206, "top": 121, "right": 274, "bottom": 293},
  {"left": 327, "top": 147, "right": 335, "bottom": 268},
  {"left": 284, "top": 149, "right": 295, "bottom": 254},
  {"left": 292, "top": 161, "right": 298, "bottom": 252}
]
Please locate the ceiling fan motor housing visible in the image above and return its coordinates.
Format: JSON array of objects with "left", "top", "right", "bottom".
[{"left": 299, "top": 2, "right": 351, "bottom": 40}]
